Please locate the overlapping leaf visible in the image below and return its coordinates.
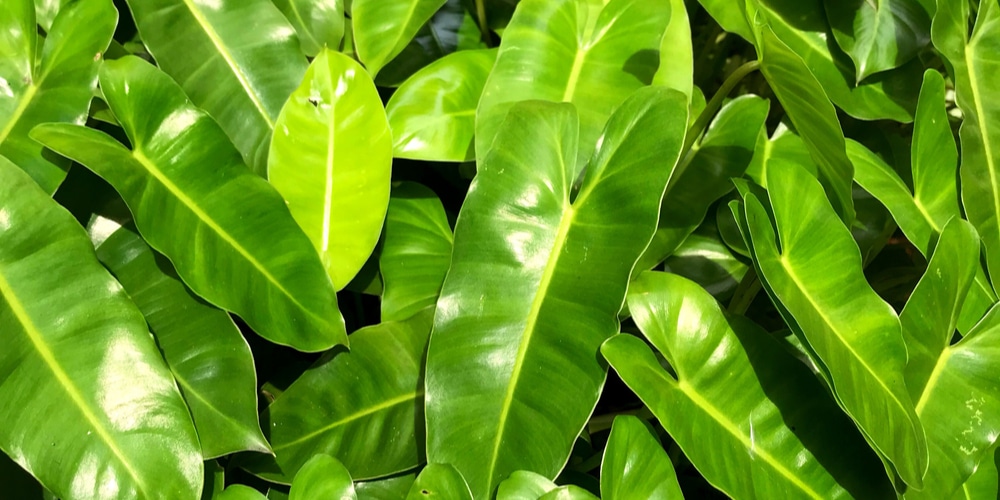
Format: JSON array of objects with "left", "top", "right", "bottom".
[
  {"left": 653, "top": 0, "right": 693, "bottom": 98},
  {"left": 273, "top": 0, "right": 345, "bottom": 56},
  {"left": 353, "top": 0, "right": 447, "bottom": 77},
  {"left": 425, "top": 88, "right": 688, "bottom": 499},
  {"left": 600, "top": 415, "right": 683, "bottom": 500},
  {"left": 289, "top": 455, "right": 356, "bottom": 500},
  {"left": 31, "top": 56, "right": 345, "bottom": 352},
  {"left": 406, "top": 464, "right": 474, "bottom": 500},
  {"left": 825, "top": 0, "right": 929, "bottom": 82}
]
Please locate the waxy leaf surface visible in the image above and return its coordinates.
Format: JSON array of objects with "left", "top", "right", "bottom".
[
  {"left": 825, "top": 0, "right": 929, "bottom": 82},
  {"left": 273, "top": 0, "right": 345, "bottom": 57},
  {"left": 353, "top": 0, "right": 447, "bottom": 77},
  {"left": 600, "top": 415, "right": 682, "bottom": 500},
  {"left": 405, "top": 464, "right": 474, "bottom": 500},
  {"left": 288, "top": 455, "right": 356, "bottom": 500}
]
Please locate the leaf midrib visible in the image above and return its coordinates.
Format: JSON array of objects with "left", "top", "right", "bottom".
[
  {"left": 964, "top": 43, "right": 1000, "bottom": 271},
  {"left": 272, "top": 391, "right": 421, "bottom": 450}
]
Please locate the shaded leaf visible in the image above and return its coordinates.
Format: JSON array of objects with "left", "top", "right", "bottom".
[
  {"left": 825, "top": 0, "right": 929, "bottom": 82},
  {"left": 356, "top": 472, "right": 419, "bottom": 500},
  {"left": 353, "top": 0, "right": 447, "bottom": 77},
  {"left": 273, "top": 0, "right": 345, "bottom": 56}
]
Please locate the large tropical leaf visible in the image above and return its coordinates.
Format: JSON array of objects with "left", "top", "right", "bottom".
[
  {"left": 380, "top": 182, "right": 453, "bottom": 322},
  {"left": 94, "top": 224, "right": 270, "bottom": 458},
  {"left": 600, "top": 415, "right": 682, "bottom": 500},
  {"left": 662, "top": 230, "right": 749, "bottom": 302},
  {"left": 0, "top": 156, "right": 202, "bottom": 499},
  {"left": 386, "top": 48, "right": 497, "bottom": 162},
  {"left": 288, "top": 455, "right": 356, "bottom": 500},
  {"left": 353, "top": 0, "right": 448, "bottom": 77},
  {"left": 653, "top": 0, "right": 693, "bottom": 98},
  {"left": 475, "top": 0, "right": 671, "bottom": 167},
  {"left": 496, "top": 471, "right": 560, "bottom": 500},
  {"left": 31, "top": 56, "right": 346, "bottom": 352},
  {"left": 268, "top": 49, "right": 391, "bottom": 290},
  {"left": 954, "top": 447, "right": 1000, "bottom": 499},
  {"left": 124, "top": 0, "right": 308, "bottom": 175},
  {"left": 425, "top": 88, "right": 688, "bottom": 499},
  {"left": 356, "top": 473, "right": 419, "bottom": 500},
  {"left": 741, "top": 162, "right": 927, "bottom": 488},
  {"left": 272, "top": 0, "right": 345, "bottom": 57},
  {"left": 825, "top": 0, "right": 929, "bottom": 82},
  {"left": 604, "top": 271, "right": 890, "bottom": 499},
  {"left": 0, "top": 0, "right": 116, "bottom": 192},
  {"left": 406, "top": 464, "right": 474, "bottom": 500}
]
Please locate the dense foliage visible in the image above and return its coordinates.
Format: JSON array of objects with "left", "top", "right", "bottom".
[{"left": 2, "top": 0, "right": 999, "bottom": 498}]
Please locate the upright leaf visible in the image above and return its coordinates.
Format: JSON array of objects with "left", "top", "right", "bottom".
[
  {"left": 495, "top": 471, "right": 559, "bottom": 500},
  {"left": 268, "top": 49, "right": 391, "bottom": 290},
  {"left": 600, "top": 415, "right": 683, "bottom": 500},
  {"left": 426, "top": 88, "right": 688, "bottom": 499},
  {"left": 273, "top": 0, "right": 345, "bottom": 57},
  {"left": 289, "top": 455, "right": 356, "bottom": 500},
  {"left": 825, "top": 0, "right": 930, "bottom": 82},
  {"left": 0, "top": 0, "right": 116, "bottom": 192},
  {"left": 742, "top": 162, "right": 927, "bottom": 488},
  {"left": 125, "top": 0, "right": 308, "bottom": 174},
  {"left": 353, "top": 0, "right": 448, "bottom": 77},
  {"left": 31, "top": 57, "right": 346, "bottom": 352},
  {"left": 653, "top": 0, "right": 693, "bottom": 98},
  {"left": 218, "top": 485, "right": 269, "bottom": 500},
  {"left": 476, "top": 0, "right": 671, "bottom": 167},
  {"left": 954, "top": 447, "right": 1000, "bottom": 499},
  {"left": 0, "top": 156, "right": 202, "bottom": 499},
  {"left": 406, "top": 464, "right": 474, "bottom": 500}
]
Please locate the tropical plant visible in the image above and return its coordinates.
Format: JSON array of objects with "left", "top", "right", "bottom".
[{"left": 3, "top": 0, "right": 1000, "bottom": 498}]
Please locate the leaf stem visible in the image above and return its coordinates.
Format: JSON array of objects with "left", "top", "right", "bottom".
[
  {"left": 475, "top": 0, "right": 493, "bottom": 47},
  {"left": 727, "top": 267, "right": 761, "bottom": 315},
  {"left": 682, "top": 60, "right": 760, "bottom": 157}
]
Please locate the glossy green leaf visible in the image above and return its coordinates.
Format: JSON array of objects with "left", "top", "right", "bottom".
[
  {"left": 476, "top": 0, "right": 671, "bottom": 167},
  {"left": 954, "top": 447, "right": 1000, "bottom": 499},
  {"left": 353, "top": 0, "right": 447, "bottom": 77},
  {"left": 495, "top": 470, "right": 559, "bottom": 500},
  {"left": 218, "top": 485, "right": 269, "bottom": 500},
  {"left": 31, "top": 57, "right": 346, "bottom": 352},
  {"left": 380, "top": 183, "right": 453, "bottom": 322},
  {"left": 0, "top": 156, "right": 202, "bottom": 499},
  {"left": 426, "top": 88, "right": 688, "bottom": 499},
  {"left": 694, "top": 0, "right": 751, "bottom": 40},
  {"left": 387, "top": 49, "right": 497, "bottom": 162},
  {"left": 932, "top": 0, "right": 1000, "bottom": 296},
  {"left": 825, "top": 0, "right": 929, "bottom": 82},
  {"left": 746, "top": 11, "right": 855, "bottom": 223},
  {"left": 124, "top": 0, "right": 308, "bottom": 175},
  {"left": 203, "top": 461, "right": 226, "bottom": 500},
  {"left": 538, "top": 486, "right": 600, "bottom": 500},
  {"left": 373, "top": 0, "right": 476, "bottom": 87},
  {"left": 273, "top": 0, "right": 345, "bottom": 57},
  {"left": 289, "top": 455, "right": 356, "bottom": 500},
  {"left": 653, "top": 0, "right": 692, "bottom": 98},
  {"left": 0, "top": 0, "right": 116, "bottom": 192},
  {"left": 94, "top": 224, "right": 270, "bottom": 458},
  {"left": 600, "top": 415, "right": 683, "bottom": 500},
  {"left": 268, "top": 49, "right": 391, "bottom": 290},
  {"left": 33, "top": 0, "right": 65, "bottom": 30},
  {"left": 406, "top": 464, "right": 474, "bottom": 500},
  {"left": 742, "top": 162, "right": 927, "bottom": 488},
  {"left": 605, "top": 271, "right": 890, "bottom": 499},
  {"left": 250, "top": 310, "right": 433, "bottom": 483},
  {"left": 662, "top": 231, "right": 749, "bottom": 302},
  {"left": 356, "top": 472, "right": 419, "bottom": 500}
]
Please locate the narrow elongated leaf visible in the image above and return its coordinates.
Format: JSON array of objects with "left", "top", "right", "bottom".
[
  {"left": 476, "top": 0, "right": 671, "bottom": 167},
  {"left": 0, "top": 0, "right": 116, "bottom": 192},
  {"left": 496, "top": 471, "right": 559, "bottom": 500},
  {"left": 600, "top": 415, "right": 682, "bottom": 500},
  {"left": 387, "top": 49, "right": 497, "bottom": 162},
  {"left": 269, "top": 49, "right": 391, "bottom": 290},
  {"left": 406, "top": 464, "right": 474, "bottom": 500},
  {"left": 426, "top": 88, "right": 688, "bottom": 499},
  {"left": 653, "top": 0, "right": 693, "bottom": 98},
  {"left": 31, "top": 57, "right": 345, "bottom": 352},
  {"left": 289, "top": 455, "right": 356, "bottom": 500},
  {"left": 95, "top": 224, "right": 270, "bottom": 458},
  {"left": 251, "top": 310, "right": 433, "bottom": 483},
  {"left": 125, "top": 0, "right": 308, "bottom": 174},
  {"left": 605, "top": 271, "right": 890, "bottom": 499},
  {"left": 380, "top": 183, "right": 453, "bottom": 322},
  {"left": 743, "top": 162, "right": 927, "bottom": 488},
  {"left": 273, "top": 0, "right": 345, "bottom": 57},
  {"left": 353, "top": 0, "right": 447, "bottom": 77},
  {"left": 825, "top": 0, "right": 929, "bottom": 82},
  {"left": 0, "top": 156, "right": 202, "bottom": 499}
]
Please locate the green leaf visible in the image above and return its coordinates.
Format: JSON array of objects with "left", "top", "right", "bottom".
[
  {"left": 203, "top": 461, "right": 226, "bottom": 500},
  {"left": 218, "top": 485, "right": 269, "bottom": 500},
  {"left": 0, "top": 0, "right": 116, "bottom": 192},
  {"left": 386, "top": 48, "right": 497, "bottom": 162},
  {"left": 356, "top": 473, "right": 419, "bottom": 500},
  {"left": 273, "top": 0, "right": 345, "bottom": 57},
  {"left": 94, "top": 224, "right": 270, "bottom": 458},
  {"left": 538, "top": 486, "right": 600, "bottom": 500},
  {"left": 1, "top": 449, "right": 44, "bottom": 498},
  {"left": 353, "top": 0, "right": 447, "bottom": 77},
  {"left": 953, "top": 447, "right": 1000, "bottom": 499},
  {"left": 31, "top": 56, "right": 345, "bottom": 352},
  {"left": 653, "top": 0, "right": 693, "bottom": 98},
  {"left": 662, "top": 231, "right": 749, "bottom": 302},
  {"left": 604, "top": 271, "right": 890, "bottom": 498},
  {"left": 0, "top": 156, "right": 202, "bottom": 499},
  {"left": 476, "top": 0, "right": 671, "bottom": 168},
  {"left": 249, "top": 309, "right": 433, "bottom": 483},
  {"left": 426, "top": 88, "right": 688, "bottom": 499},
  {"left": 380, "top": 183, "right": 453, "bottom": 322},
  {"left": 268, "top": 49, "right": 391, "bottom": 290},
  {"left": 289, "top": 455, "right": 356, "bottom": 500},
  {"left": 32, "top": 0, "right": 65, "bottom": 30},
  {"left": 742, "top": 162, "right": 927, "bottom": 488},
  {"left": 405, "top": 464, "right": 474, "bottom": 500},
  {"left": 600, "top": 415, "right": 683, "bottom": 500},
  {"left": 372, "top": 0, "right": 476, "bottom": 87},
  {"left": 495, "top": 470, "right": 559, "bottom": 500},
  {"left": 825, "top": 0, "right": 929, "bottom": 82},
  {"left": 124, "top": 0, "right": 308, "bottom": 175}
]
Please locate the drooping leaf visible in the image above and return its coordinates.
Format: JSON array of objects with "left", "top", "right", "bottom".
[
  {"left": 742, "top": 161, "right": 927, "bottom": 488},
  {"left": 825, "top": 0, "right": 930, "bottom": 82},
  {"left": 405, "top": 464, "right": 474, "bottom": 500},
  {"left": 604, "top": 271, "right": 891, "bottom": 499},
  {"left": 0, "top": 156, "right": 202, "bottom": 499},
  {"left": 386, "top": 49, "right": 497, "bottom": 162},
  {"left": 288, "top": 455, "right": 356, "bottom": 500},
  {"left": 0, "top": 0, "right": 116, "bottom": 192},
  {"left": 476, "top": 0, "right": 671, "bottom": 167},
  {"left": 94, "top": 224, "right": 270, "bottom": 458},
  {"left": 380, "top": 183, "right": 453, "bottom": 322},
  {"left": 31, "top": 56, "right": 346, "bottom": 352},
  {"left": 124, "top": 0, "right": 308, "bottom": 175},
  {"left": 268, "top": 49, "right": 391, "bottom": 290},
  {"left": 495, "top": 470, "right": 559, "bottom": 500},
  {"left": 353, "top": 0, "right": 447, "bottom": 77},
  {"left": 273, "top": 0, "right": 345, "bottom": 57},
  {"left": 426, "top": 88, "right": 688, "bottom": 499},
  {"left": 600, "top": 415, "right": 683, "bottom": 500},
  {"left": 653, "top": 0, "right": 693, "bottom": 98}
]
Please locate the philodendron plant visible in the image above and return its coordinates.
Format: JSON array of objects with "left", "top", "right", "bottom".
[{"left": 4, "top": 0, "right": 1000, "bottom": 498}]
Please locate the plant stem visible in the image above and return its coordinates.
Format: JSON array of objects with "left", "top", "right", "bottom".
[
  {"left": 682, "top": 59, "right": 760, "bottom": 157},
  {"left": 475, "top": 0, "right": 493, "bottom": 47},
  {"left": 727, "top": 267, "right": 761, "bottom": 316}
]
